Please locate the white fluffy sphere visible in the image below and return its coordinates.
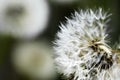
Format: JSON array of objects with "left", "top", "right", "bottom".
[
  {"left": 52, "top": 0, "right": 78, "bottom": 4},
  {"left": 0, "top": 0, "right": 49, "bottom": 39},
  {"left": 54, "top": 8, "right": 120, "bottom": 80},
  {"left": 12, "top": 41, "right": 55, "bottom": 79}
]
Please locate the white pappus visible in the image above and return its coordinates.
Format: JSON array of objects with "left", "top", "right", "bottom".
[
  {"left": 0, "top": 0, "right": 49, "bottom": 39},
  {"left": 54, "top": 8, "right": 120, "bottom": 80}
]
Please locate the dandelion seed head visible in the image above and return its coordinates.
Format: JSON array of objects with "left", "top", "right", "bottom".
[
  {"left": 12, "top": 41, "right": 55, "bottom": 79},
  {"left": 54, "top": 8, "right": 120, "bottom": 80},
  {"left": 0, "top": 0, "right": 49, "bottom": 39},
  {"left": 52, "top": 0, "right": 77, "bottom": 4}
]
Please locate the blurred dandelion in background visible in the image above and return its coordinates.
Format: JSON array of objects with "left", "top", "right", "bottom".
[
  {"left": 0, "top": 0, "right": 49, "bottom": 39},
  {"left": 12, "top": 41, "right": 55, "bottom": 80},
  {"left": 54, "top": 8, "right": 120, "bottom": 80},
  {"left": 51, "top": 0, "right": 78, "bottom": 4}
]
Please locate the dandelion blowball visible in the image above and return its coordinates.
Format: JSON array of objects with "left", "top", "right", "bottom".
[
  {"left": 0, "top": 0, "right": 49, "bottom": 39},
  {"left": 12, "top": 41, "right": 55, "bottom": 79},
  {"left": 52, "top": 0, "right": 77, "bottom": 4},
  {"left": 54, "top": 8, "right": 120, "bottom": 80}
]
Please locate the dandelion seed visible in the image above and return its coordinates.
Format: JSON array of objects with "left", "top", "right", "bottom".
[{"left": 54, "top": 8, "right": 120, "bottom": 80}]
